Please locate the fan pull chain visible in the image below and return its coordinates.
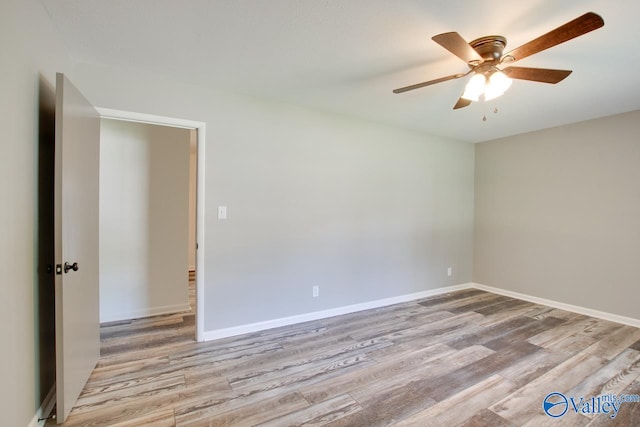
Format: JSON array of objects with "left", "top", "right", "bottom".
[{"left": 482, "top": 107, "right": 499, "bottom": 122}]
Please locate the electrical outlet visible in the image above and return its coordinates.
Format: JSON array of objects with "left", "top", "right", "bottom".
[
  {"left": 447, "top": 267, "right": 453, "bottom": 277},
  {"left": 312, "top": 286, "right": 319, "bottom": 297}
]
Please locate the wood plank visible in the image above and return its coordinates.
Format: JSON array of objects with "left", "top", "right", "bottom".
[
  {"left": 528, "top": 317, "right": 621, "bottom": 348},
  {"left": 546, "top": 333, "right": 599, "bottom": 356},
  {"left": 228, "top": 339, "right": 391, "bottom": 390},
  {"left": 394, "top": 374, "right": 516, "bottom": 426},
  {"left": 498, "top": 348, "right": 571, "bottom": 388},
  {"left": 320, "top": 394, "right": 436, "bottom": 427},
  {"left": 445, "top": 315, "right": 538, "bottom": 350},
  {"left": 347, "top": 310, "right": 452, "bottom": 341},
  {"left": 79, "top": 370, "right": 187, "bottom": 400},
  {"left": 98, "top": 339, "right": 195, "bottom": 367},
  {"left": 475, "top": 302, "right": 547, "bottom": 327},
  {"left": 89, "top": 356, "right": 171, "bottom": 385},
  {"left": 458, "top": 408, "right": 516, "bottom": 427},
  {"left": 101, "top": 314, "right": 192, "bottom": 340},
  {"left": 175, "top": 390, "right": 309, "bottom": 426},
  {"left": 62, "top": 378, "right": 231, "bottom": 426},
  {"left": 474, "top": 298, "right": 533, "bottom": 316},
  {"left": 484, "top": 316, "right": 567, "bottom": 351},
  {"left": 300, "top": 343, "right": 459, "bottom": 404},
  {"left": 566, "top": 348, "right": 640, "bottom": 411},
  {"left": 446, "top": 294, "right": 513, "bottom": 314},
  {"left": 527, "top": 307, "right": 584, "bottom": 321},
  {"left": 581, "top": 326, "right": 640, "bottom": 360},
  {"left": 374, "top": 311, "right": 485, "bottom": 347},
  {"left": 399, "top": 342, "right": 540, "bottom": 405},
  {"left": 107, "top": 408, "right": 176, "bottom": 427},
  {"left": 256, "top": 394, "right": 362, "bottom": 426},
  {"left": 585, "top": 380, "right": 640, "bottom": 426},
  {"left": 490, "top": 349, "right": 608, "bottom": 425},
  {"left": 349, "top": 344, "right": 497, "bottom": 406},
  {"left": 234, "top": 352, "right": 375, "bottom": 395},
  {"left": 169, "top": 341, "right": 284, "bottom": 368},
  {"left": 367, "top": 340, "right": 453, "bottom": 364},
  {"left": 183, "top": 335, "right": 367, "bottom": 386},
  {"left": 71, "top": 374, "right": 186, "bottom": 415}
]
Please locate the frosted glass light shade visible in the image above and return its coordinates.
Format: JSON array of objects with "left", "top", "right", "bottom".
[
  {"left": 461, "top": 70, "right": 513, "bottom": 103},
  {"left": 484, "top": 71, "right": 512, "bottom": 101},
  {"left": 461, "top": 73, "right": 486, "bottom": 101}
]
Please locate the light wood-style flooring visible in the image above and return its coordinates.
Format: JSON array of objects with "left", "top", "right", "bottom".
[{"left": 57, "top": 288, "right": 640, "bottom": 426}]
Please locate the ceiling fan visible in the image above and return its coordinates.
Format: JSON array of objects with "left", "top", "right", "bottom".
[{"left": 393, "top": 12, "right": 604, "bottom": 109}]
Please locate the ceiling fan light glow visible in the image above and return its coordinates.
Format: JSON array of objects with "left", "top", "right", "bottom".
[
  {"left": 484, "top": 70, "right": 512, "bottom": 100},
  {"left": 461, "top": 73, "right": 486, "bottom": 101}
]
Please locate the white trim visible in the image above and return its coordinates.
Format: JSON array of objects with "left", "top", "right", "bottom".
[
  {"left": 100, "top": 303, "right": 192, "bottom": 324},
  {"left": 203, "top": 284, "right": 471, "bottom": 341},
  {"left": 27, "top": 413, "right": 43, "bottom": 427},
  {"left": 96, "top": 108, "right": 206, "bottom": 341},
  {"left": 471, "top": 283, "right": 640, "bottom": 328},
  {"left": 195, "top": 121, "right": 206, "bottom": 342},
  {"left": 28, "top": 384, "right": 56, "bottom": 427},
  {"left": 97, "top": 108, "right": 200, "bottom": 129}
]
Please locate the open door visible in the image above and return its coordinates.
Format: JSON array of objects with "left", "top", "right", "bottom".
[{"left": 54, "top": 73, "right": 101, "bottom": 423}]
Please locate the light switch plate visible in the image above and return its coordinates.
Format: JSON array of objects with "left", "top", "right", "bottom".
[{"left": 218, "top": 206, "right": 227, "bottom": 219}]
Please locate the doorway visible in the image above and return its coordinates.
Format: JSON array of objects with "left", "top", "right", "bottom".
[{"left": 97, "top": 108, "right": 206, "bottom": 341}]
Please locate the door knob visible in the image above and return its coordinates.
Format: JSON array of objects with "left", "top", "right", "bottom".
[{"left": 64, "top": 262, "right": 79, "bottom": 273}]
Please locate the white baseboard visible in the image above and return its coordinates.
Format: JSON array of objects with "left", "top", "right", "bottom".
[
  {"left": 203, "top": 284, "right": 472, "bottom": 341},
  {"left": 471, "top": 283, "right": 640, "bottom": 328},
  {"left": 100, "top": 303, "right": 191, "bottom": 323},
  {"left": 28, "top": 384, "right": 56, "bottom": 427},
  {"left": 203, "top": 282, "right": 640, "bottom": 342}
]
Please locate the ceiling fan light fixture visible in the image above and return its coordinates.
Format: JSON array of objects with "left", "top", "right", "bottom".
[
  {"left": 393, "top": 13, "right": 604, "bottom": 110},
  {"left": 461, "top": 73, "right": 486, "bottom": 101},
  {"left": 462, "top": 70, "right": 513, "bottom": 103},
  {"left": 484, "top": 70, "right": 512, "bottom": 100}
]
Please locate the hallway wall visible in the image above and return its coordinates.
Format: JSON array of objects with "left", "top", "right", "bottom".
[{"left": 100, "top": 119, "right": 191, "bottom": 322}]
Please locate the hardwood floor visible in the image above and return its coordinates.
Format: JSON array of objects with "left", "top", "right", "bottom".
[{"left": 56, "top": 289, "right": 640, "bottom": 426}]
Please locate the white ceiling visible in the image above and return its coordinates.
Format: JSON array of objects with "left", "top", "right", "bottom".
[{"left": 40, "top": 0, "right": 640, "bottom": 142}]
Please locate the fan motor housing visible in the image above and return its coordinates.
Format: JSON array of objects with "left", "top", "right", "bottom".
[{"left": 469, "top": 35, "right": 507, "bottom": 62}]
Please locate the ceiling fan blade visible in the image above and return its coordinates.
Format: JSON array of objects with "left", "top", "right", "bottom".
[
  {"left": 504, "top": 12, "right": 604, "bottom": 62},
  {"left": 432, "top": 32, "right": 484, "bottom": 64},
  {"left": 502, "top": 66, "right": 572, "bottom": 83},
  {"left": 453, "top": 97, "right": 472, "bottom": 110},
  {"left": 393, "top": 72, "right": 468, "bottom": 94}
]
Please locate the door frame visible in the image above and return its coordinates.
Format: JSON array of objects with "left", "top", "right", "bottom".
[{"left": 97, "top": 107, "right": 206, "bottom": 342}]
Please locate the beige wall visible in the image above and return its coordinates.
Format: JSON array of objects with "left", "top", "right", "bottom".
[
  {"left": 475, "top": 110, "right": 640, "bottom": 319},
  {"left": 0, "top": 0, "right": 74, "bottom": 425},
  {"left": 74, "top": 62, "right": 476, "bottom": 332},
  {"left": 100, "top": 119, "right": 191, "bottom": 322}
]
